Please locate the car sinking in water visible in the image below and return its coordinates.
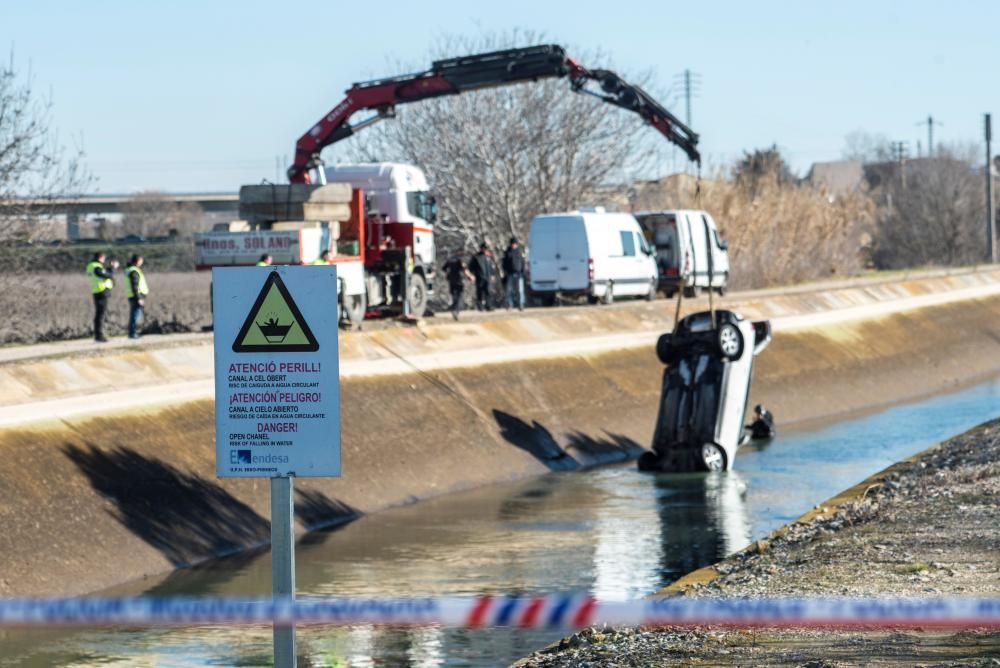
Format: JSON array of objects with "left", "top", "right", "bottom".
[{"left": 639, "top": 309, "right": 772, "bottom": 472}]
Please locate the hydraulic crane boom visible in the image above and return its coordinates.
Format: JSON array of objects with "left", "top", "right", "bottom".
[{"left": 288, "top": 44, "right": 700, "bottom": 183}]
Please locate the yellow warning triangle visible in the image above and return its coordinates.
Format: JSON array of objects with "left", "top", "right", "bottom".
[{"left": 232, "top": 272, "right": 319, "bottom": 353}]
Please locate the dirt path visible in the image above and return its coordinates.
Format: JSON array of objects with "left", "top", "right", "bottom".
[{"left": 517, "top": 420, "right": 1000, "bottom": 666}]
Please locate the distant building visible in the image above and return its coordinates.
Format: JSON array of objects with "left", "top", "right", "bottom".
[{"left": 804, "top": 160, "right": 863, "bottom": 196}]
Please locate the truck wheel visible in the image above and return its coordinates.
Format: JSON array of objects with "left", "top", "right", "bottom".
[
  {"left": 717, "top": 322, "right": 744, "bottom": 360},
  {"left": 344, "top": 292, "right": 366, "bottom": 325},
  {"left": 684, "top": 285, "right": 701, "bottom": 298},
  {"left": 601, "top": 282, "right": 614, "bottom": 305},
  {"left": 646, "top": 279, "right": 657, "bottom": 301},
  {"left": 408, "top": 273, "right": 428, "bottom": 317},
  {"left": 700, "top": 443, "right": 726, "bottom": 471}
]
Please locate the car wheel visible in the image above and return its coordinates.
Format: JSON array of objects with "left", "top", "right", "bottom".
[
  {"left": 601, "top": 282, "right": 614, "bottom": 305},
  {"left": 701, "top": 443, "right": 726, "bottom": 471},
  {"left": 717, "top": 322, "right": 744, "bottom": 360},
  {"left": 655, "top": 333, "right": 675, "bottom": 365},
  {"left": 684, "top": 285, "right": 701, "bottom": 298}
]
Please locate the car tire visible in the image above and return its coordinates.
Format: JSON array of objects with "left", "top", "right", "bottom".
[
  {"left": 655, "top": 333, "right": 675, "bottom": 365},
  {"left": 601, "top": 282, "right": 614, "bottom": 305},
  {"left": 646, "top": 279, "right": 657, "bottom": 301},
  {"left": 684, "top": 285, "right": 701, "bottom": 298},
  {"left": 717, "top": 322, "right": 744, "bottom": 360},
  {"left": 637, "top": 451, "right": 660, "bottom": 472},
  {"left": 700, "top": 443, "right": 726, "bottom": 472}
]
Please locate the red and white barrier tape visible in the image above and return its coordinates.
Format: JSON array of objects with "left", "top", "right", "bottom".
[{"left": 0, "top": 596, "right": 998, "bottom": 629}]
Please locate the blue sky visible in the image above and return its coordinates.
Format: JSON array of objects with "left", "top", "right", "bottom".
[{"left": 4, "top": 0, "right": 999, "bottom": 192}]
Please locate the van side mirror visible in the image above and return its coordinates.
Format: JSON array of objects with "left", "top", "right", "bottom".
[{"left": 719, "top": 240, "right": 729, "bottom": 251}]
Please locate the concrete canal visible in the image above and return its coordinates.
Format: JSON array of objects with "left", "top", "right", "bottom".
[{"left": 2, "top": 375, "right": 998, "bottom": 667}]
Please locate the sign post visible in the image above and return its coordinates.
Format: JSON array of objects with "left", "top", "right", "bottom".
[{"left": 212, "top": 266, "right": 341, "bottom": 668}]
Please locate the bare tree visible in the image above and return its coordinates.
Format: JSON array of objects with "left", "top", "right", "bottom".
[
  {"left": 0, "top": 51, "right": 93, "bottom": 342},
  {"left": 120, "top": 191, "right": 206, "bottom": 239},
  {"left": 0, "top": 52, "right": 91, "bottom": 250},
  {"left": 636, "top": 165, "right": 871, "bottom": 289},
  {"left": 842, "top": 130, "right": 893, "bottom": 163},
  {"left": 870, "top": 147, "right": 985, "bottom": 268},
  {"left": 345, "top": 31, "right": 657, "bottom": 255}
]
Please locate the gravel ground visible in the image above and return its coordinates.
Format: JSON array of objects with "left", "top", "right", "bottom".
[{"left": 517, "top": 420, "right": 1000, "bottom": 667}]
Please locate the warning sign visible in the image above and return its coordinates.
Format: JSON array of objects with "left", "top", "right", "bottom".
[
  {"left": 232, "top": 272, "right": 319, "bottom": 352},
  {"left": 212, "top": 266, "right": 341, "bottom": 478}
]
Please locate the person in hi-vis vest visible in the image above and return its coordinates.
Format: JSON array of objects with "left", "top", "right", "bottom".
[
  {"left": 85, "top": 252, "right": 118, "bottom": 342},
  {"left": 124, "top": 254, "right": 149, "bottom": 339}
]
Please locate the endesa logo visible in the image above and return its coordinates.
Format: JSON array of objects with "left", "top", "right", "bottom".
[{"left": 230, "top": 450, "right": 289, "bottom": 465}]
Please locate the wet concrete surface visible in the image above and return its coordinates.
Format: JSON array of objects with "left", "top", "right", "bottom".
[{"left": 2, "top": 376, "right": 997, "bottom": 667}]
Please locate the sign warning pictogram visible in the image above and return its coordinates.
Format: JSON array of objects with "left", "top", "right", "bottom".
[{"left": 232, "top": 272, "right": 319, "bottom": 353}]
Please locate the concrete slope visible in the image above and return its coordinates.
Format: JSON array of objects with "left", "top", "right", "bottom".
[{"left": 0, "top": 270, "right": 999, "bottom": 596}]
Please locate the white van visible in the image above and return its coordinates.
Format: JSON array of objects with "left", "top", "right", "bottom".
[
  {"left": 634, "top": 210, "right": 730, "bottom": 297},
  {"left": 528, "top": 209, "right": 658, "bottom": 305}
]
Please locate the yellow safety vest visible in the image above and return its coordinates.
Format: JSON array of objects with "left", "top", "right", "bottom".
[
  {"left": 86, "top": 261, "right": 113, "bottom": 294},
  {"left": 124, "top": 265, "right": 149, "bottom": 298},
  {"left": 256, "top": 261, "right": 269, "bottom": 266},
  {"left": 311, "top": 258, "right": 328, "bottom": 265}
]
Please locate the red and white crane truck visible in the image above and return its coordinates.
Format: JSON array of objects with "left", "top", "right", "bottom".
[
  {"left": 195, "top": 162, "right": 435, "bottom": 322},
  {"left": 195, "top": 44, "right": 700, "bottom": 321}
]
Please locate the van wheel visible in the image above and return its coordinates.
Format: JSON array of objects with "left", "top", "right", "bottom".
[
  {"left": 646, "top": 280, "right": 657, "bottom": 301},
  {"left": 684, "top": 286, "right": 701, "bottom": 298}
]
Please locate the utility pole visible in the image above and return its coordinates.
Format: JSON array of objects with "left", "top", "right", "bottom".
[
  {"left": 891, "top": 141, "right": 909, "bottom": 187},
  {"left": 917, "top": 115, "right": 942, "bottom": 156},
  {"left": 673, "top": 69, "right": 701, "bottom": 128},
  {"left": 987, "top": 114, "right": 996, "bottom": 263}
]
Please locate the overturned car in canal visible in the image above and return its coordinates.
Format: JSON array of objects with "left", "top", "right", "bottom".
[{"left": 639, "top": 309, "right": 772, "bottom": 473}]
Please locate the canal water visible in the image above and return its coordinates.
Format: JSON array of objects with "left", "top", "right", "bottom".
[{"left": 3, "top": 377, "right": 999, "bottom": 667}]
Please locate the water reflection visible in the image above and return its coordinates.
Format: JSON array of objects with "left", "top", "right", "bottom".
[{"left": 1, "top": 376, "right": 997, "bottom": 666}]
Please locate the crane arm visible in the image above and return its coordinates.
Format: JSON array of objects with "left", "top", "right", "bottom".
[{"left": 288, "top": 44, "right": 700, "bottom": 183}]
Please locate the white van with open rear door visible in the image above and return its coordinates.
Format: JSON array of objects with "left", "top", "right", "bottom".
[
  {"left": 528, "top": 209, "right": 658, "bottom": 305},
  {"left": 634, "top": 210, "right": 730, "bottom": 297}
]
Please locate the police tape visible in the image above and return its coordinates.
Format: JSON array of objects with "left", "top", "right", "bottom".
[{"left": 0, "top": 596, "right": 998, "bottom": 629}]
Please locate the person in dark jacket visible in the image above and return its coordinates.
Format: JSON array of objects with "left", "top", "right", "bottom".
[
  {"left": 85, "top": 252, "right": 118, "bottom": 342},
  {"left": 442, "top": 249, "right": 474, "bottom": 320},
  {"left": 747, "top": 404, "right": 776, "bottom": 439},
  {"left": 469, "top": 242, "right": 496, "bottom": 311},
  {"left": 502, "top": 237, "right": 525, "bottom": 311}
]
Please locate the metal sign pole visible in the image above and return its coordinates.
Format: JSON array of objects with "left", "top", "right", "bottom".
[{"left": 271, "top": 475, "right": 296, "bottom": 668}]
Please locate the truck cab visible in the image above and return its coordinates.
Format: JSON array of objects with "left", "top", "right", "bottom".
[{"left": 323, "top": 163, "right": 436, "bottom": 301}]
